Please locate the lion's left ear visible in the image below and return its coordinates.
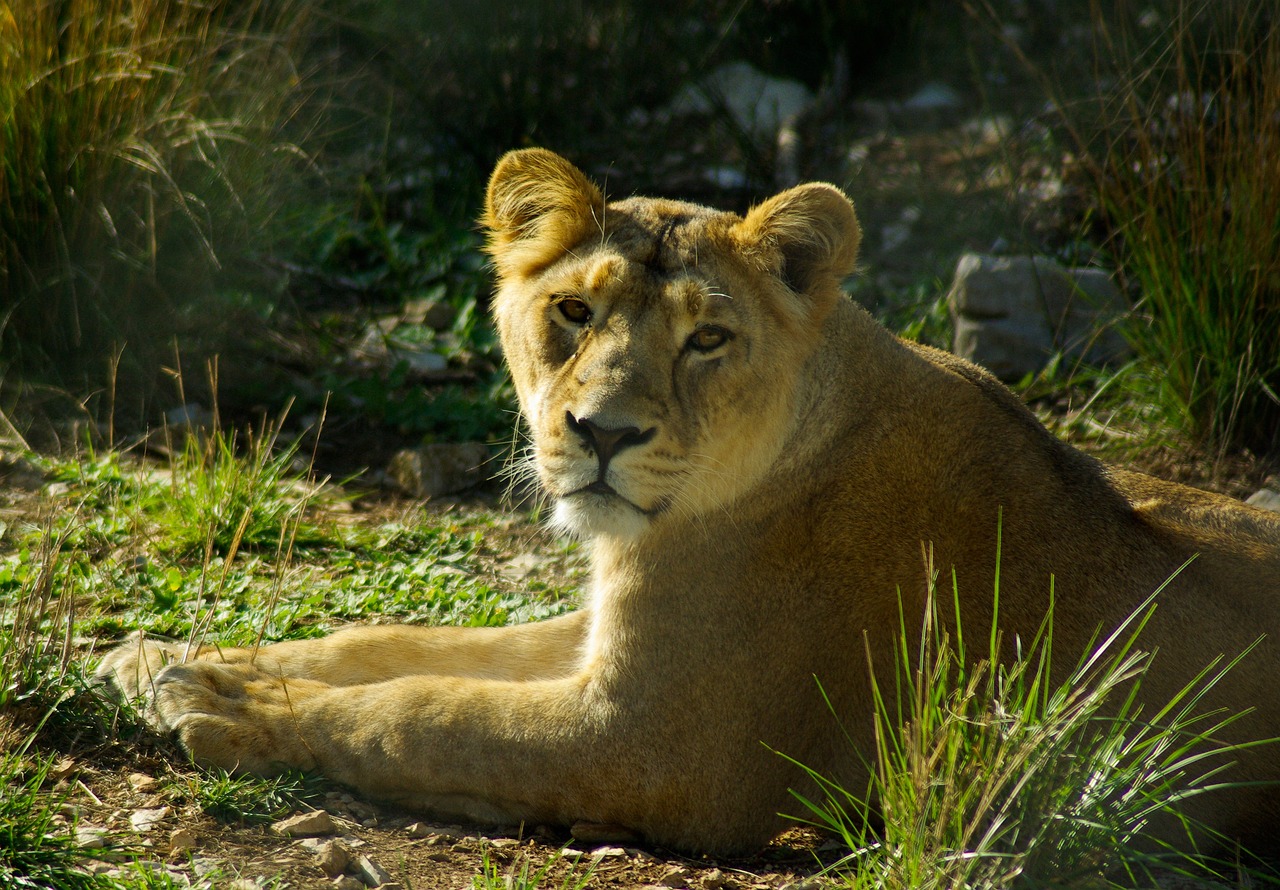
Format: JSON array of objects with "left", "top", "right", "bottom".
[{"left": 729, "top": 183, "right": 861, "bottom": 304}]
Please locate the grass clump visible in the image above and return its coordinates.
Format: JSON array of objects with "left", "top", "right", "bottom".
[
  {"left": 791, "top": 550, "right": 1265, "bottom": 888},
  {"left": 0, "top": 748, "right": 118, "bottom": 890},
  {"left": 472, "top": 844, "right": 597, "bottom": 890},
  {"left": 0, "top": 0, "right": 311, "bottom": 391},
  {"left": 180, "top": 768, "right": 319, "bottom": 826},
  {"left": 1063, "top": 1, "right": 1280, "bottom": 457}
]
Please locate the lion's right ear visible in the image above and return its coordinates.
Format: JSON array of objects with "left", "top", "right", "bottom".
[{"left": 483, "top": 148, "right": 604, "bottom": 280}]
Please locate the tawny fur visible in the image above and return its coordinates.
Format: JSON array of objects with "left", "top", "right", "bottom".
[{"left": 97, "top": 148, "right": 1280, "bottom": 856}]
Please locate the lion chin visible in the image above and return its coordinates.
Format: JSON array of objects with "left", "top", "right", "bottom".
[
  {"left": 93, "top": 146, "right": 1280, "bottom": 858},
  {"left": 551, "top": 488, "right": 652, "bottom": 540}
]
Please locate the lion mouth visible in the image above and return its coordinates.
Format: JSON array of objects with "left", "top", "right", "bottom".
[{"left": 567, "top": 480, "right": 645, "bottom": 511}]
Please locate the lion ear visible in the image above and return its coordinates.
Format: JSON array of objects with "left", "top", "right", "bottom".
[
  {"left": 483, "top": 148, "right": 604, "bottom": 279},
  {"left": 730, "top": 183, "right": 861, "bottom": 303}
]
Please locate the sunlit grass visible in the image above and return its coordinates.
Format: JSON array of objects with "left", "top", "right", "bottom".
[{"left": 788, "top": 544, "right": 1268, "bottom": 889}]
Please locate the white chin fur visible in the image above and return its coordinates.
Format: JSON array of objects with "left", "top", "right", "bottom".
[{"left": 552, "top": 495, "right": 650, "bottom": 540}]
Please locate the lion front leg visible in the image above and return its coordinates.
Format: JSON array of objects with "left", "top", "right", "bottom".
[
  {"left": 95, "top": 611, "right": 590, "bottom": 701},
  {"left": 142, "top": 659, "right": 733, "bottom": 846}
]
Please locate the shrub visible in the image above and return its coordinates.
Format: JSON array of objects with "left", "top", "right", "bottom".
[
  {"left": 1065, "top": 1, "right": 1280, "bottom": 456},
  {"left": 0, "top": 0, "right": 311, "bottom": 393}
]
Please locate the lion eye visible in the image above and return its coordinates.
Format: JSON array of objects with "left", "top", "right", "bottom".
[
  {"left": 687, "top": 326, "right": 731, "bottom": 353},
  {"left": 557, "top": 298, "right": 592, "bottom": 325}
]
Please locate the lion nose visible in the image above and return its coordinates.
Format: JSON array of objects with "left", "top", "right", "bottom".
[{"left": 565, "top": 412, "right": 656, "bottom": 473}]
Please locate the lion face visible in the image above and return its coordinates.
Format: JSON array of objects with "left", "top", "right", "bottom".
[{"left": 483, "top": 150, "right": 861, "bottom": 539}]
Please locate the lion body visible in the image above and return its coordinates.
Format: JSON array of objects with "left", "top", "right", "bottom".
[{"left": 98, "top": 149, "right": 1280, "bottom": 855}]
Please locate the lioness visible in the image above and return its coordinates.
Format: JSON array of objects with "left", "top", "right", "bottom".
[{"left": 99, "top": 148, "right": 1280, "bottom": 856}]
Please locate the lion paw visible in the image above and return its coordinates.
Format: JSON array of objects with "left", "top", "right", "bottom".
[{"left": 96, "top": 634, "right": 325, "bottom": 775}]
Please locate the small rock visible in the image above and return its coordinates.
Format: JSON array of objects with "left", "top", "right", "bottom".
[
  {"left": 167, "top": 828, "right": 197, "bottom": 854},
  {"left": 387, "top": 442, "right": 492, "bottom": 498},
  {"left": 165, "top": 403, "right": 213, "bottom": 431},
  {"left": 129, "top": 807, "right": 169, "bottom": 833},
  {"left": 272, "top": 810, "right": 337, "bottom": 838},
  {"left": 590, "top": 845, "right": 628, "bottom": 859},
  {"left": 668, "top": 61, "right": 814, "bottom": 143},
  {"left": 659, "top": 866, "right": 696, "bottom": 888},
  {"left": 354, "top": 854, "right": 394, "bottom": 887},
  {"left": 701, "top": 869, "right": 729, "bottom": 889},
  {"left": 127, "top": 773, "right": 158, "bottom": 792},
  {"left": 50, "top": 758, "right": 78, "bottom": 781},
  {"left": 311, "top": 840, "right": 351, "bottom": 878},
  {"left": 74, "top": 826, "right": 110, "bottom": 849},
  {"left": 406, "top": 822, "right": 470, "bottom": 840},
  {"left": 333, "top": 878, "right": 365, "bottom": 890},
  {"left": 903, "top": 81, "right": 964, "bottom": 115}
]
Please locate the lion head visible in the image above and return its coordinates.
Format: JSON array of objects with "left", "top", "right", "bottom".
[{"left": 483, "top": 149, "right": 862, "bottom": 539}]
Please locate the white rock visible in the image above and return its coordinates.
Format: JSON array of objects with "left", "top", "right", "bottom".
[
  {"left": 669, "top": 61, "right": 814, "bottom": 141},
  {"left": 1246, "top": 485, "right": 1280, "bottom": 514},
  {"left": 129, "top": 807, "right": 169, "bottom": 833},
  {"left": 903, "top": 81, "right": 964, "bottom": 114}
]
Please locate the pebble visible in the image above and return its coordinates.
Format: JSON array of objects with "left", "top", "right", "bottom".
[
  {"left": 332, "top": 878, "right": 365, "bottom": 890},
  {"left": 74, "top": 826, "right": 110, "bottom": 849},
  {"left": 272, "top": 810, "right": 337, "bottom": 837},
  {"left": 354, "top": 854, "right": 394, "bottom": 887},
  {"left": 129, "top": 807, "right": 169, "bottom": 832},
  {"left": 167, "top": 828, "right": 197, "bottom": 855},
  {"left": 311, "top": 840, "right": 351, "bottom": 878},
  {"left": 658, "top": 866, "right": 696, "bottom": 888},
  {"left": 127, "top": 772, "right": 158, "bottom": 792},
  {"left": 701, "top": 869, "right": 729, "bottom": 889}
]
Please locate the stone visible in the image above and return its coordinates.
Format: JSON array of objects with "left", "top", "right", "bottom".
[
  {"left": 127, "top": 773, "right": 158, "bottom": 792},
  {"left": 354, "top": 854, "right": 395, "bottom": 887},
  {"left": 271, "top": 810, "right": 337, "bottom": 838},
  {"left": 312, "top": 839, "right": 351, "bottom": 878},
  {"left": 129, "top": 807, "right": 169, "bottom": 833},
  {"left": 74, "top": 826, "right": 111, "bottom": 849},
  {"left": 701, "top": 869, "right": 729, "bottom": 889},
  {"left": 658, "top": 866, "right": 696, "bottom": 888},
  {"left": 387, "top": 442, "right": 492, "bottom": 497},
  {"left": 948, "top": 253, "right": 1132, "bottom": 381},
  {"left": 1247, "top": 482, "right": 1280, "bottom": 514},
  {"left": 167, "top": 828, "right": 197, "bottom": 854},
  {"left": 332, "top": 878, "right": 365, "bottom": 890},
  {"left": 668, "top": 61, "right": 814, "bottom": 143},
  {"left": 903, "top": 81, "right": 964, "bottom": 115}
]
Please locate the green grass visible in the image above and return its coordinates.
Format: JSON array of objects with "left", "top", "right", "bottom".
[
  {"left": 787, "top": 545, "right": 1269, "bottom": 888},
  {"left": 0, "top": 746, "right": 119, "bottom": 890},
  {"left": 1030, "top": 0, "right": 1280, "bottom": 458},
  {"left": 180, "top": 768, "right": 320, "bottom": 826},
  {"left": 472, "top": 844, "right": 598, "bottom": 890},
  {"left": 0, "top": 434, "right": 579, "bottom": 889}
]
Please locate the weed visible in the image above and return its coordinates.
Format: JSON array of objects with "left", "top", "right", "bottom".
[
  {"left": 156, "top": 413, "right": 329, "bottom": 557},
  {"left": 180, "top": 768, "right": 320, "bottom": 826},
  {"left": 0, "top": 743, "right": 120, "bottom": 890},
  {"left": 472, "top": 843, "right": 597, "bottom": 890},
  {"left": 787, "top": 545, "right": 1268, "bottom": 888}
]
